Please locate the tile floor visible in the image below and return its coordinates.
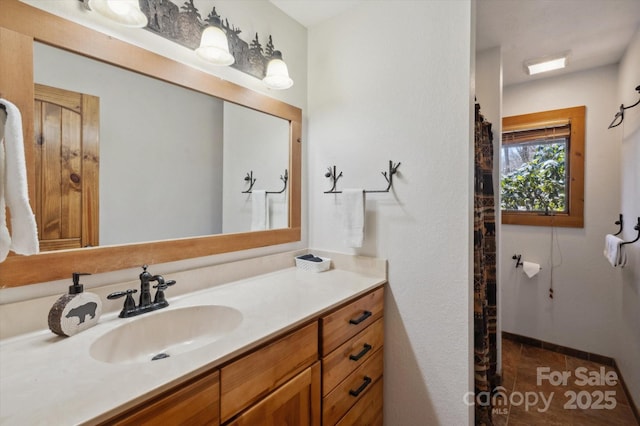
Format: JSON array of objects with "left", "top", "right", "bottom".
[{"left": 492, "top": 337, "right": 639, "bottom": 425}]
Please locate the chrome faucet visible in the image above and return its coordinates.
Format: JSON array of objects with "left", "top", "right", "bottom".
[{"left": 107, "top": 265, "right": 176, "bottom": 318}]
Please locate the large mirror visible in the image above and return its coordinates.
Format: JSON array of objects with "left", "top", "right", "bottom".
[
  {"left": 34, "top": 42, "right": 290, "bottom": 246},
  {"left": 0, "top": 0, "right": 301, "bottom": 287}
]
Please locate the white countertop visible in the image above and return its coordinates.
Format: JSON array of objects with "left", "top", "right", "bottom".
[{"left": 0, "top": 264, "right": 385, "bottom": 425}]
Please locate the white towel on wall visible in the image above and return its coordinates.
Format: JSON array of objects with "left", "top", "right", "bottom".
[
  {"left": 604, "top": 234, "right": 626, "bottom": 267},
  {"left": 0, "top": 135, "right": 9, "bottom": 261},
  {"left": 343, "top": 188, "right": 365, "bottom": 248},
  {"left": 0, "top": 99, "right": 39, "bottom": 262},
  {"left": 251, "top": 190, "right": 268, "bottom": 231}
]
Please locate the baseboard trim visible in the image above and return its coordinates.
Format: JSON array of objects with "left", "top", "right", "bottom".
[
  {"left": 503, "top": 331, "right": 639, "bottom": 423},
  {"left": 502, "top": 331, "right": 614, "bottom": 365}
]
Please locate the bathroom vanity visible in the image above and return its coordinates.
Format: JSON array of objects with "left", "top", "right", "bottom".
[
  {"left": 0, "top": 3, "right": 384, "bottom": 424},
  {"left": 0, "top": 251, "right": 386, "bottom": 425}
]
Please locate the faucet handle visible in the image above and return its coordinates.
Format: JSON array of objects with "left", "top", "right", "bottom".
[
  {"left": 152, "top": 278, "right": 175, "bottom": 306},
  {"left": 107, "top": 289, "right": 138, "bottom": 317},
  {"left": 107, "top": 288, "right": 138, "bottom": 300},
  {"left": 153, "top": 279, "right": 176, "bottom": 291}
]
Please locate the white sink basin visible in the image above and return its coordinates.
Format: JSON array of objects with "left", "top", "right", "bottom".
[{"left": 90, "top": 305, "right": 243, "bottom": 364}]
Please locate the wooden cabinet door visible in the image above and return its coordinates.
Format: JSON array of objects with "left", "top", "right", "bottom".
[
  {"left": 101, "top": 370, "right": 220, "bottom": 426},
  {"left": 34, "top": 83, "right": 99, "bottom": 250},
  {"left": 221, "top": 322, "right": 318, "bottom": 422},
  {"left": 227, "top": 362, "right": 321, "bottom": 426}
]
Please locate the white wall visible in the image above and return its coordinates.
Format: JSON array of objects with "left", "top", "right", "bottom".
[
  {"left": 475, "top": 47, "right": 502, "bottom": 132},
  {"left": 222, "top": 102, "right": 289, "bottom": 233},
  {"left": 307, "top": 1, "right": 475, "bottom": 424},
  {"left": 501, "top": 65, "right": 623, "bottom": 359},
  {"left": 615, "top": 25, "right": 640, "bottom": 408}
]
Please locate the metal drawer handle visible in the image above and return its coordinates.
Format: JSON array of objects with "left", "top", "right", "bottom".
[
  {"left": 349, "top": 376, "right": 372, "bottom": 397},
  {"left": 349, "top": 343, "right": 372, "bottom": 361},
  {"left": 349, "top": 310, "right": 372, "bottom": 325}
]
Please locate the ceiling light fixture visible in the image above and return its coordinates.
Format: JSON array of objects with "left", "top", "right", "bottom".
[
  {"left": 524, "top": 52, "right": 570, "bottom": 76},
  {"left": 88, "top": 0, "right": 148, "bottom": 28},
  {"left": 196, "top": 16, "right": 235, "bottom": 66},
  {"left": 263, "top": 51, "right": 293, "bottom": 90}
]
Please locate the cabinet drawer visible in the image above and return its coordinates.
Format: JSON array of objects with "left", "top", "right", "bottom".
[
  {"left": 321, "top": 287, "right": 384, "bottom": 355},
  {"left": 221, "top": 322, "right": 318, "bottom": 423},
  {"left": 322, "top": 318, "right": 383, "bottom": 396},
  {"left": 104, "top": 370, "right": 219, "bottom": 426},
  {"left": 322, "top": 348, "right": 383, "bottom": 426},
  {"left": 335, "top": 378, "right": 383, "bottom": 426}
]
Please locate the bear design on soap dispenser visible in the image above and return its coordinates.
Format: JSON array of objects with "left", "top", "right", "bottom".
[
  {"left": 65, "top": 302, "right": 98, "bottom": 324},
  {"left": 48, "top": 273, "right": 102, "bottom": 337}
]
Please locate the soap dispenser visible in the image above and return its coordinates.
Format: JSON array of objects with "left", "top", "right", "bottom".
[{"left": 48, "top": 272, "right": 102, "bottom": 337}]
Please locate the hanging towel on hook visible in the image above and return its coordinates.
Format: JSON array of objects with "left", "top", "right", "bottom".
[
  {"left": 343, "top": 188, "right": 365, "bottom": 248},
  {"left": 604, "top": 234, "right": 626, "bottom": 267},
  {"left": 0, "top": 99, "right": 39, "bottom": 262},
  {"left": 251, "top": 190, "right": 268, "bottom": 231}
]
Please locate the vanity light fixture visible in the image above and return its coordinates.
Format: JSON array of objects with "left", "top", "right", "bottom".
[
  {"left": 524, "top": 52, "right": 570, "bottom": 76},
  {"left": 263, "top": 51, "right": 293, "bottom": 90},
  {"left": 196, "top": 16, "right": 235, "bottom": 66},
  {"left": 88, "top": 0, "right": 148, "bottom": 28}
]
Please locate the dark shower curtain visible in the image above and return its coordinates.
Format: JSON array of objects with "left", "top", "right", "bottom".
[{"left": 474, "top": 102, "right": 498, "bottom": 425}]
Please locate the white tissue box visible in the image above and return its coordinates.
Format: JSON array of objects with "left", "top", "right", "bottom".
[{"left": 295, "top": 256, "right": 331, "bottom": 272}]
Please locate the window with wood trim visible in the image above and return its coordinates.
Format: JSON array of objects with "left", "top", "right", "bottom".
[{"left": 501, "top": 106, "right": 585, "bottom": 227}]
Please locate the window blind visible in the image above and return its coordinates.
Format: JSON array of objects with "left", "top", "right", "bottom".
[{"left": 502, "top": 122, "right": 571, "bottom": 145}]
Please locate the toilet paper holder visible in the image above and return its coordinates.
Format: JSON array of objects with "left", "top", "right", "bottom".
[
  {"left": 512, "top": 254, "right": 524, "bottom": 268},
  {"left": 512, "top": 254, "right": 542, "bottom": 270}
]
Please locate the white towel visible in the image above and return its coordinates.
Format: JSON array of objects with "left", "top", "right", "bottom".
[
  {"left": 0, "top": 131, "right": 9, "bottom": 261},
  {"left": 343, "top": 188, "right": 364, "bottom": 248},
  {"left": 0, "top": 99, "right": 39, "bottom": 262},
  {"left": 251, "top": 190, "right": 268, "bottom": 231},
  {"left": 604, "top": 234, "right": 626, "bottom": 267}
]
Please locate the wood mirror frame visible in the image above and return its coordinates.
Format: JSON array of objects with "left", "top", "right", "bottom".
[{"left": 0, "top": 0, "right": 301, "bottom": 287}]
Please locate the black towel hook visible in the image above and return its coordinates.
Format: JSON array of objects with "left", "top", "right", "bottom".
[
  {"left": 266, "top": 169, "right": 288, "bottom": 194},
  {"left": 324, "top": 166, "right": 343, "bottom": 194},
  {"left": 613, "top": 213, "right": 623, "bottom": 236},
  {"left": 324, "top": 160, "right": 401, "bottom": 194},
  {"left": 620, "top": 217, "right": 640, "bottom": 247},
  {"left": 242, "top": 171, "right": 256, "bottom": 193},
  {"left": 608, "top": 85, "right": 640, "bottom": 129},
  {"left": 242, "top": 169, "right": 288, "bottom": 194}
]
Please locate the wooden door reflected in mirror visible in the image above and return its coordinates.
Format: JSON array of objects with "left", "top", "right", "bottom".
[{"left": 34, "top": 84, "right": 99, "bottom": 251}]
